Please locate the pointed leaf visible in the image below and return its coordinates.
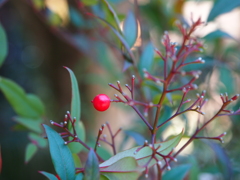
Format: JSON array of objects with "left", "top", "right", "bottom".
[
  {"left": 0, "top": 77, "right": 44, "bottom": 118},
  {"left": 0, "top": 23, "right": 7, "bottom": 68},
  {"left": 43, "top": 124, "right": 75, "bottom": 180},
  {"left": 162, "top": 164, "right": 191, "bottom": 180},
  {"left": 14, "top": 116, "right": 43, "bottom": 134},
  {"left": 64, "top": 67, "right": 81, "bottom": 121},
  {"left": 39, "top": 171, "right": 59, "bottom": 180},
  {"left": 100, "top": 157, "right": 140, "bottom": 180},
  {"left": 207, "top": 0, "right": 240, "bottom": 21},
  {"left": 25, "top": 143, "right": 38, "bottom": 163},
  {"left": 84, "top": 148, "right": 100, "bottom": 180},
  {"left": 123, "top": 11, "right": 137, "bottom": 48},
  {"left": 204, "top": 30, "right": 235, "bottom": 41},
  {"left": 100, "top": 131, "right": 183, "bottom": 168},
  {"left": 138, "top": 43, "right": 154, "bottom": 78}
]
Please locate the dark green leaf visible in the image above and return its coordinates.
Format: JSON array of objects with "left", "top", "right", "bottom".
[
  {"left": 0, "top": 23, "right": 7, "bottom": 68},
  {"left": 82, "top": 0, "right": 98, "bottom": 6},
  {"left": 207, "top": 0, "right": 240, "bottom": 22},
  {"left": 14, "top": 117, "right": 43, "bottom": 134},
  {"left": 204, "top": 30, "right": 235, "bottom": 41},
  {"left": 43, "top": 125, "right": 75, "bottom": 180},
  {"left": 69, "top": 6, "right": 85, "bottom": 28},
  {"left": 0, "top": 77, "right": 45, "bottom": 118},
  {"left": 100, "top": 157, "right": 140, "bottom": 180},
  {"left": 25, "top": 143, "right": 37, "bottom": 163},
  {"left": 123, "top": 11, "right": 137, "bottom": 48},
  {"left": 84, "top": 148, "right": 100, "bottom": 180},
  {"left": 162, "top": 164, "right": 191, "bottom": 180},
  {"left": 100, "top": 131, "right": 183, "bottom": 168},
  {"left": 138, "top": 43, "right": 154, "bottom": 77},
  {"left": 124, "top": 130, "right": 145, "bottom": 145},
  {"left": 39, "top": 171, "right": 58, "bottom": 180}
]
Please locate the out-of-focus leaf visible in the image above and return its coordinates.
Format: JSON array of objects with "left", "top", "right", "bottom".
[
  {"left": 68, "top": 121, "right": 85, "bottom": 154},
  {"left": 75, "top": 173, "right": 83, "bottom": 180},
  {"left": 138, "top": 43, "right": 154, "bottom": 78},
  {"left": 101, "top": 0, "right": 122, "bottom": 33},
  {"left": 100, "top": 130, "right": 183, "bottom": 167},
  {"left": 0, "top": 23, "right": 7, "bottom": 68},
  {"left": 100, "top": 157, "right": 140, "bottom": 180},
  {"left": 204, "top": 30, "right": 235, "bottom": 41},
  {"left": 32, "top": 0, "right": 45, "bottom": 9},
  {"left": 72, "top": 153, "right": 82, "bottom": 168},
  {"left": 218, "top": 66, "right": 234, "bottom": 95},
  {"left": 39, "top": 171, "right": 58, "bottom": 180},
  {"left": 188, "top": 156, "right": 200, "bottom": 180},
  {"left": 43, "top": 125, "right": 75, "bottom": 180},
  {"left": 82, "top": 0, "right": 98, "bottom": 6},
  {"left": 83, "top": 149, "right": 100, "bottom": 180},
  {"left": 14, "top": 117, "right": 43, "bottom": 134},
  {"left": 100, "top": 175, "right": 109, "bottom": 180},
  {"left": 69, "top": 6, "right": 85, "bottom": 28},
  {"left": 162, "top": 164, "right": 191, "bottom": 180},
  {"left": 25, "top": 143, "right": 37, "bottom": 163},
  {"left": 46, "top": 9, "right": 62, "bottom": 26},
  {"left": 123, "top": 11, "right": 137, "bottom": 48},
  {"left": 0, "top": 77, "right": 44, "bottom": 118},
  {"left": 29, "top": 132, "right": 47, "bottom": 148},
  {"left": 124, "top": 130, "right": 145, "bottom": 145},
  {"left": 95, "top": 16, "right": 135, "bottom": 64},
  {"left": 153, "top": 94, "right": 182, "bottom": 105},
  {"left": 207, "top": 0, "right": 240, "bottom": 22}
]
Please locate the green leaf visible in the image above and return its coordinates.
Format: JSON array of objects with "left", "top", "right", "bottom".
[
  {"left": 29, "top": 132, "right": 47, "bottom": 148},
  {"left": 0, "top": 23, "right": 7, "bottom": 68},
  {"left": 14, "top": 116, "right": 43, "bottom": 134},
  {"left": 138, "top": 43, "right": 154, "bottom": 78},
  {"left": 69, "top": 6, "right": 85, "bottom": 28},
  {"left": 82, "top": 0, "right": 98, "bottom": 6},
  {"left": 100, "top": 175, "right": 109, "bottom": 180},
  {"left": 204, "top": 30, "right": 235, "bottom": 41},
  {"left": 100, "top": 131, "right": 183, "bottom": 168},
  {"left": 207, "top": 0, "right": 240, "bottom": 22},
  {"left": 75, "top": 173, "right": 84, "bottom": 180},
  {"left": 162, "top": 164, "right": 191, "bottom": 180},
  {"left": 123, "top": 11, "right": 137, "bottom": 48},
  {"left": 25, "top": 143, "right": 37, "bottom": 163},
  {"left": 83, "top": 148, "right": 100, "bottom": 180},
  {"left": 43, "top": 124, "right": 75, "bottom": 180},
  {"left": 218, "top": 66, "right": 234, "bottom": 95},
  {"left": 64, "top": 67, "right": 81, "bottom": 121},
  {"left": 39, "top": 171, "right": 59, "bottom": 180},
  {"left": 100, "top": 0, "right": 122, "bottom": 33},
  {"left": 0, "top": 77, "right": 45, "bottom": 118},
  {"left": 68, "top": 121, "right": 85, "bottom": 154},
  {"left": 100, "top": 157, "right": 140, "bottom": 180},
  {"left": 72, "top": 153, "right": 82, "bottom": 168}
]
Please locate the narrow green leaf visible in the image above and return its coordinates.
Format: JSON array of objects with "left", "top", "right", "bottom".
[
  {"left": 14, "top": 116, "right": 43, "bottom": 134},
  {"left": 100, "top": 131, "right": 183, "bottom": 168},
  {"left": 123, "top": 11, "right": 137, "bottom": 48},
  {"left": 0, "top": 23, "right": 7, "bottom": 68},
  {"left": 162, "top": 164, "right": 191, "bottom": 180},
  {"left": 29, "top": 132, "right": 47, "bottom": 148},
  {"left": 39, "top": 171, "right": 59, "bottom": 180},
  {"left": 101, "top": 0, "right": 122, "bottom": 33},
  {"left": 0, "top": 77, "right": 44, "bottom": 118},
  {"left": 138, "top": 43, "right": 154, "bottom": 77},
  {"left": 64, "top": 67, "right": 81, "bottom": 121},
  {"left": 43, "top": 124, "right": 75, "bottom": 180},
  {"left": 25, "top": 143, "right": 37, "bottom": 163},
  {"left": 84, "top": 149, "right": 100, "bottom": 180},
  {"left": 100, "top": 157, "right": 140, "bottom": 180},
  {"left": 68, "top": 121, "right": 85, "bottom": 154},
  {"left": 207, "top": 0, "right": 240, "bottom": 22},
  {"left": 75, "top": 173, "right": 84, "bottom": 180}
]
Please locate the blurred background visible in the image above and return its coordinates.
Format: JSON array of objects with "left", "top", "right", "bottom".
[{"left": 0, "top": 0, "right": 240, "bottom": 179}]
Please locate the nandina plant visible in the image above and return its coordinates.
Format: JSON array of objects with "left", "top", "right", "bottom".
[{"left": 40, "top": 18, "right": 240, "bottom": 180}]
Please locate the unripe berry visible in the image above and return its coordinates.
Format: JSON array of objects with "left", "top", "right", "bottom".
[{"left": 92, "top": 94, "right": 111, "bottom": 111}]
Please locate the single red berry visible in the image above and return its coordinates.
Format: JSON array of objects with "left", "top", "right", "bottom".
[{"left": 92, "top": 94, "right": 111, "bottom": 111}]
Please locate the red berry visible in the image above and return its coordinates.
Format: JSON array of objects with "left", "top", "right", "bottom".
[{"left": 92, "top": 94, "right": 111, "bottom": 111}]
